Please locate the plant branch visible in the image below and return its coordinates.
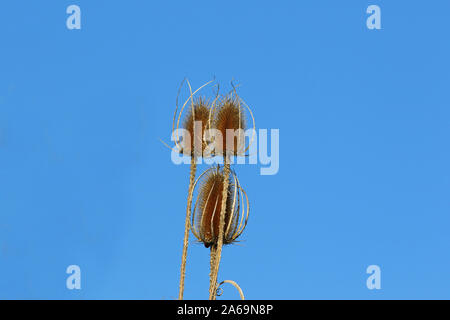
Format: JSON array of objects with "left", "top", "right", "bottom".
[
  {"left": 208, "top": 155, "right": 230, "bottom": 300},
  {"left": 178, "top": 156, "right": 197, "bottom": 300}
]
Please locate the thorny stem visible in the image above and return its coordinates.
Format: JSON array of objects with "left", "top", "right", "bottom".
[
  {"left": 209, "top": 155, "right": 231, "bottom": 300},
  {"left": 178, "top": 156, "right": 197, "bottom": 300}
]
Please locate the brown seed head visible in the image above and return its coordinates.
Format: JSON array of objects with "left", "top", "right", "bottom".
[
  {"left": 180, "top": 97, "right": 211, "bottom": 156},
  {"left": 214, "top": 96, "right": 246, "bottom": 156},
  {"left": 191, "top": 167, "right": 249, "bottom": 248}
]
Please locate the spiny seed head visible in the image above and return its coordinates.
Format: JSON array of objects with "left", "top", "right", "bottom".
[
  {"left": 191, "top": 167, "right": 249, "bottom": 248},
  {"left": 198, "top": 170, "right": 233, "bottom": 247},
  {"left": 214, "top": 95, "right": 246, "bottom": 156},
  {"left": 180, "top": 97, "right": 211, "bottom": 156}
]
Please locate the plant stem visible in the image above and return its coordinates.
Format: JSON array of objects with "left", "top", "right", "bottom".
[
  {"left": 208, "top": 155, "right": 230, "bottom": 300},
  {"left": 208, "top": 244, "right": 217, "bottom": 298},
  {"left": 178, "top": 156, "right": 197, "bottom": 300}
]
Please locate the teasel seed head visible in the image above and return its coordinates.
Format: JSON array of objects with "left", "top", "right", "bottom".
[
  {"left": 210, "top": 88, "right": 256, "bottom": 157},
  {"left": 191, "top": 166, "right": 249, "bottom": 248},
  {"left": 213, "top": 95, "right": 246, "bottom": 156},
  {"left": 178, "top": 97, "right": 212, "bottom": 156},
  {"left": 170, "top": 79, "right": 218, "bottom": 157}
]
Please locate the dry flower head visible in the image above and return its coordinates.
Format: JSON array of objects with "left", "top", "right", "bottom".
[{"left": 191, "top": 166, "right": 249, "bottom": 248}]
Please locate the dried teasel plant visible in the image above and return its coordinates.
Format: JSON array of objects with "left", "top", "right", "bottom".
[
  {"left": 169, "top": 79, "right": 219, "bottom": 300},
  {"left": 190, "top": 166, "right": 249, "bottom": 299},
  {"left": 165, "top": 79, "right": 254, "bottom": 300}
]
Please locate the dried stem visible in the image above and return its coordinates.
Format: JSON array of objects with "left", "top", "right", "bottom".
[
  {"left": 217, "top": 280, "right": 245, "bottom": 300},
  {"left": 208, "top": 155, "right": 231, "bottom": 300},
  {"left": 178, "top": 156, "right": 197, "bottom": 300},
  {"left": 209, "top": 244, "right": 217, "bottom": 296}
]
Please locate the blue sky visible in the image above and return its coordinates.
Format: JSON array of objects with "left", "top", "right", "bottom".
[{"left": 0, "top": 1, "right": 449, "bottom": 299}]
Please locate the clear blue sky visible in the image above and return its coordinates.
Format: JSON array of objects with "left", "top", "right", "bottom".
[{"left": 1, "top": 1, "right": 449, "bottom": 299}]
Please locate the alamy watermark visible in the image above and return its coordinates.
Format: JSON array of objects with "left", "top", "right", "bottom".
[
  {"left": 366, "top": 5, "right": 381, "bottom": 30},
  {"left": 170, "top": 123, "right": 279, "bottom": 176},
  {"left": 366, "top": 265, "right": 381, "bottom": 290},
  {"left": 66, "top": 5, "right": 81, "bottom": 30},
  {"left": 66, "top": 265, "right": 81, "bottom": 290}
]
